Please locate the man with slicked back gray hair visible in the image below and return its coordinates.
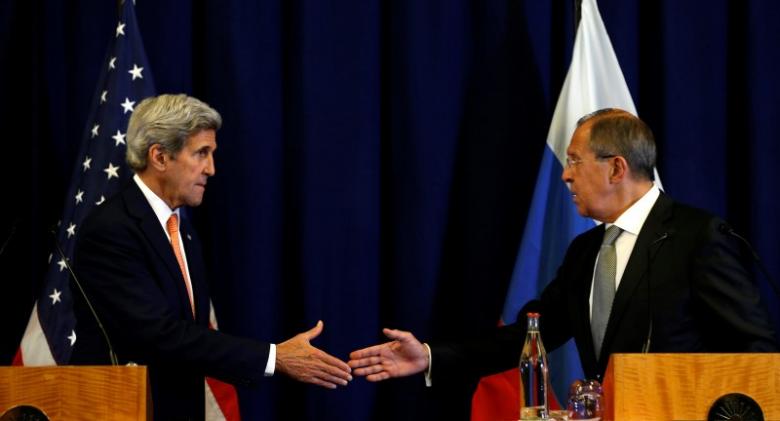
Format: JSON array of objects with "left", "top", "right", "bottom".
[{"left": 71, "top": 94, "right": 352, "bottom": 421}]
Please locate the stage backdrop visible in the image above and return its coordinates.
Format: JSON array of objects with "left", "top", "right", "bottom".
[{"left": 1, "top": 1, "right": 778, "bottom": 420}]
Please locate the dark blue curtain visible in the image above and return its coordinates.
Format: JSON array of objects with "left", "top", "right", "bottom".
[{"left": 2, "top": 1, "right": 778, "bottom": 420}]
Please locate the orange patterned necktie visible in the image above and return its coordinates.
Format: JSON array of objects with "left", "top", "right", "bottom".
[{"left": 166, "top": 214, "right": 195, "bottom": 317}]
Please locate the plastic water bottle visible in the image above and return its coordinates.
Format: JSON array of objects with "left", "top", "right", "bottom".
[{"left": 519, "top": 312, "right": 549, "bottom": 420}]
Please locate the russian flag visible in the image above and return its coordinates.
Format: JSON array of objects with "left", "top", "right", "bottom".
[{"left": 471, "top": 0, "right": 647, "bottom": 419}]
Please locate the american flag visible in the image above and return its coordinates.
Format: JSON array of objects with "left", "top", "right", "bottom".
[
  {"left": 14, "top": 1, "right": 240, "bottom": 420},
  {"left": 15, "top": 0, "right": 155, "bottom": 368}
]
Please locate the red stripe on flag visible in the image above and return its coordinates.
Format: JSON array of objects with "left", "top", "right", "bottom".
[
  {"left": 206, "top": 377, "right": 241, "bottom": 421},
  {"left": 207, "top": 304, "right": 241, "bottom": 421},
  {"left": 12, "top": 348, "right": 23, "bottom": 366},
  {"left": 471, "top": 368, "right": 561, "bottom": 421},
  {"left": 471, "top": 369, "right": 520, "bottom": 421}
]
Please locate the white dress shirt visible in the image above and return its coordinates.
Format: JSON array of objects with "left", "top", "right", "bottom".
[{"left": 589, "top": 184, "right": 660, "bottom": 319}]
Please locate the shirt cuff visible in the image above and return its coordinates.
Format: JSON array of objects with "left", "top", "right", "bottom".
[
  {"left": 423, "top": 343, "right": 432, "bottom": 387},
  {"left": 264, "top": 343, "right": 276, "bottom": 376}
]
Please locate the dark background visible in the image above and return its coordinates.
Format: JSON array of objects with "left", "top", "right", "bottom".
[{"left": 1, "top": 1, "right": 778, "bottom": 420}]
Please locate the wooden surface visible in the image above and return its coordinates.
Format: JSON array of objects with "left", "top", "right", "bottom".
[
  {"left": 603, "top": 353, "right": 780, "bottom": 421},
  {"left": 0, "top": 366, "right": 148, "bottom": 421}
]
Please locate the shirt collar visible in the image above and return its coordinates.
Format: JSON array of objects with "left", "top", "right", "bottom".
[
  {"left": 133, "top": 174, "right": 180, "bottom": 232},
  {"left": 608, "top": 184, "right": 660, "bottom": 236}
]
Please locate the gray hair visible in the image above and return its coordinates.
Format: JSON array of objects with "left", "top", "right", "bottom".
[
  {"left": 577, "top": 108, "right": 656, "bottom": 181},
  {"left": 126, "top": 94, "right": 222, "bottom": 171}
]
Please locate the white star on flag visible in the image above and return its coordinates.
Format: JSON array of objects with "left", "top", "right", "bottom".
[
  {"left": 66, "top": 223, "right": 77, "bottom": 238},
  {"left": 128, "top": 64, "right": 144, "bottom": 80},
  {"left": 96, "top": 195, "right": 106, "bottom": 206},
  {"left": 49, "top": 289, "right": 62, "bottom": 305},
  {"left": 112, "top": 130, "right": 126, "bottom": 146},
  {"left": 82, "top": 156, "right": 92, "bottom": 171},
  {"left": 121, "top": 97, "right": 135, "bottom": 114},
  {"left": 100, "top": 90, "right": 108, "bottom": 103},
  {"left": 116, "top": 22, "right": 125, "bottom": 37},
  {"left": 104, "top": 163, "right": 120, "bottom": 179},
  {"left": 75, "top": 190, "right": 84, "bottom": 204},
  {"left": 109, "top": 56, "right": 117, "bottom": 70},
  {"left": 68, "top": 330, "right": 77, "bottom": 346},
  {"left": 57, "top": 258, "right": 67, "bottom": 272},
  {"left": 91, "top": 124, "right": 100, "bottom": 138}
]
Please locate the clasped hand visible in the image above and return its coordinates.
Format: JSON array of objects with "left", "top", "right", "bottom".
[
  {"left": 348, "top": 328, "right": 429, "bottom": 381},
  {"left": 276, "top": 324, "right": 429, "bottom": 388},
  {"left": 276, "top": 320, "right": 353, "bottom": 389}
]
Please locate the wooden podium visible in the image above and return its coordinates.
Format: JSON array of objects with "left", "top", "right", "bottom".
[
  {"left": 0, "top": 366, "right": 149, "bottom": 421},
  {"left": 602, "top": 354, "right": 780, "bottom": 421}
]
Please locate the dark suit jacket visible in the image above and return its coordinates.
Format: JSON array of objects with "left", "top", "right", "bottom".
[
  {"left": 432, "top": 193, "right": 778, "bottom": 382},
  {"left": 70, "top": 181, "right": 270, "bottom": 421}
]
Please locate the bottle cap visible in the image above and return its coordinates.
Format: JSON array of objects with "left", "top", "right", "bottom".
[{"left": 527, "top": 312, "right": 540, "bottom": 318}]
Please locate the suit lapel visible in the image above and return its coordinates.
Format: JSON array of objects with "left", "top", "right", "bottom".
[
  {"left": 599, "top": 194, "right": 673, "bottom": 360},
  {"left": 123, "top": 182, "right": 197, "bottom": 321}
]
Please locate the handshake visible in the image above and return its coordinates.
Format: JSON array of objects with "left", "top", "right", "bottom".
[{"left": 278, "top": 323, "right": 427, "bottom": 389}]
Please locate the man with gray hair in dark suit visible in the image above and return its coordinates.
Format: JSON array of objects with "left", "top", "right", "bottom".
[{"left": 71, "top": 94, "right": 352, "bottom": 421}]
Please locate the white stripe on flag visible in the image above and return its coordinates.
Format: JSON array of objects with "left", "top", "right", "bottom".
[
  {"left": 546, "top": 0, "right": 637, "bottom": 162},
  {"left": 205, "top": 383, "right": 228, "bottom": 421},
  {"left": 19, "top": 303, "right": 56, "bottom": 366}
]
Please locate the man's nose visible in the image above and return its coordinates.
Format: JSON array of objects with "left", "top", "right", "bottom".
[
  {"left": 561, "top": 166, "right": 572, "bottom": 183},
  {"left": 205, "top": 155, "right": 215, "bottom": 176}
]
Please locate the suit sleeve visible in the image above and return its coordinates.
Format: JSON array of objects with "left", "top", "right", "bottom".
[
  {"left": 75, "top": 214, "right": 271, "bottom": 387},
  {"left": 429, "top": 235, "right": 586, "bottom": 382},
  {"left": 692, "top": 217, "right": 778, "bottom": 351}
]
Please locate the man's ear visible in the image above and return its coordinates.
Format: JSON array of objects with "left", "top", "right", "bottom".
[
  {"left": 610, "top": 156, "right": 629, "bottom": 183},
  {"left": 147, "top": 144, "right": 168, "bottom": 171}
]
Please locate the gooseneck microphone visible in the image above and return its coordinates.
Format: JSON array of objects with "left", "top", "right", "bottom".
[
  {"left": 50, "top": 229, "right": 118, "bottom": 365},
  {"left": 0, "top": 218, "right": 18, "bottom": 257},
  {"left": 718, "top": 223, "right": 780, "bottom": 301}
]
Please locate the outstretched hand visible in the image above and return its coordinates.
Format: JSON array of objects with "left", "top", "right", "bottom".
[
  {"left": 276, "top": 320, "right": 352, "bottom": 389},
  {"left": 348, "top": 328, "right": 429, "bottom": 381}
]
